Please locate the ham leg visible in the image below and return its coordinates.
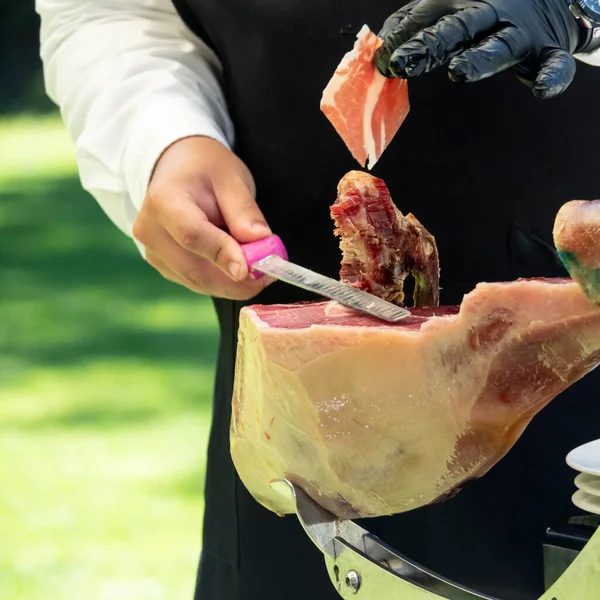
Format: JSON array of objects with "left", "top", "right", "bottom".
[
  {"left": 554, "top": 200, "right": 600, "bottom": 306},
  {"left": 230, "top": 173, "right": 600, "bottom": 519}
]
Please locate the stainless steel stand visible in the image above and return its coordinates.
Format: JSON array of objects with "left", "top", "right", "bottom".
[{"left": 271, "top": 480, "right": 600, "bottom": 600}]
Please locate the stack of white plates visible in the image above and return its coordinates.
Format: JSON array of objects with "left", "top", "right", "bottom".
[{"left": 566, "top": 439, "right": 600, "bottom": 516}]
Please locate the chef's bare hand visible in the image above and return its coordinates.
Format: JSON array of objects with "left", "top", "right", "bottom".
[
  {"left": 133, "top": 136, "right": 274, "bottom": 300},
  {"left": 376, "top": 0, "right": 594, "bottom": 99}
]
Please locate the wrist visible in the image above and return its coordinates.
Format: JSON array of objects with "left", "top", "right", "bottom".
[
  {"left": 121, "top": 96, "right": 232, "bottom": 214},
  {"left": 567, "top": 0, "right": 600, "bottom": 51},
  {"left": 149, "top": 135, "right": 227, "bottom": 184}
]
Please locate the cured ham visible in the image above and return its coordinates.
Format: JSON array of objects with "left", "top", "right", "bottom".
[
  {"left": 321, "top": 25, "right": 410, "bottom": 169},
  {"left": 230, "top": 172, "right": 600, "bottom": 519},
  {"left": 333, "top": 171, "right": 439, "bottom": 307},
  {"left": 554, "top": 200, "right": 600, "bottom": 306}
]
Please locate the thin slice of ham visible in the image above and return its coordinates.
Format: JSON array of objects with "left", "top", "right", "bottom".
[
  {"left": 230, "top": 173, "right": 600, "bottom": 519},
  {"left": 321, "top": 25, "right": 410, "bottom": 169}
]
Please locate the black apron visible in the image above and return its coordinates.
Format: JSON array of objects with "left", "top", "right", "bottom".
[{"left": 170, "top": 2, "right": 600, "bottom": 599}]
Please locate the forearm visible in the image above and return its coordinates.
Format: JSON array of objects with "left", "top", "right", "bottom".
[{"left": 36, "top": 0, "right": 234, "bottom": 241}]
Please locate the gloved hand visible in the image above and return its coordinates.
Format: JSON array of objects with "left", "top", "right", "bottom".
[{"left": 376, "top": 0, "right": 596, "bottom": 99}]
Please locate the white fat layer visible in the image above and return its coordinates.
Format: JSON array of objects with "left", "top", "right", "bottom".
[
  {"left": 324, "top": 302, "right": 355, "bottom": 317},
  {"left": 364, "top": 71, "right": 386, "bottom": 170},
  {"left": 356, "top": 24, "right": 371, "bottom": 39},
  {"left": 321, "top": 66, "right": 345, "bottom": 109},
  {"left": 321, "top": 25, "right": 372, "bottom": 108},
  {"left": 572, "top": 211, "right": 600, "bottom": 227},
  {"left": 380, "top": 115, "right": 387, "bottom": 162},
  {"left": 247, "top": 308, "right": 271, "bottom": 330}
]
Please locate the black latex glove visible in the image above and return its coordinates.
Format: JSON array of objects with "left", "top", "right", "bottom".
[{"left": 376, "top": 0, "right": 594, "bottom": 99}]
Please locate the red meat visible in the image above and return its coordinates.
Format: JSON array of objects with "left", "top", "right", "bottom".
[{"left": 321, "top": 25, "right": 410, "bottom": 169}]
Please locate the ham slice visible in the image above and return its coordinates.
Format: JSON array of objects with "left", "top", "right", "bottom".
[
  {"left": 321, "top": 25, "right": 410, "bottom": 169},
  {"left": 230, "top": 173, "right": 600, "bottom": 519},
  {"left": 554, "top": 200, "right": 600, "bottom": 305}
]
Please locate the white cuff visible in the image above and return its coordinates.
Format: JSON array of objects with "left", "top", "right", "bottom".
[
  {"left": 575, "top": 48, "right": 600, "bottom": 67},
  {"left": 120, "top": 94, "right": 232, "bottom": 216}
]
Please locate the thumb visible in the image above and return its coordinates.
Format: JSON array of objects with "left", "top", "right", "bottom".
[
  {"left": 532, "top": 49, "right": 576, "bottom": 99},
  {"left": 215, "top": 173, "right": 272, "bottom": 243}
]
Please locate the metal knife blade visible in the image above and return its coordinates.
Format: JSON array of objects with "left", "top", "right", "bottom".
[{"left": 252, "top": 255, "right": 410, "bottom": 323}]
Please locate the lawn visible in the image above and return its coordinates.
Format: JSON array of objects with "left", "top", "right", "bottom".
[{"left": 0, "top": 115, "right": 218, "bottom": 599}]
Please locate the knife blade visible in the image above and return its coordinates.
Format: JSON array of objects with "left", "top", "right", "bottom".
[{"left": 240, "top": 235, "right": 411, "bottom": 323}]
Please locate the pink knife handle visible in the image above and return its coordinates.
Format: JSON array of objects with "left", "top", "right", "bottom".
[{"left": 240, "top": 235, "right": 288, "bottom": 279}]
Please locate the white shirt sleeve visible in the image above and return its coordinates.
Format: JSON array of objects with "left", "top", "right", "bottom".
[
  {"left": 36, "top": 0, "right": 235, "bottom": 245},
  {"left": 576, "top": 49, "right": 600, "bottom": 67}
]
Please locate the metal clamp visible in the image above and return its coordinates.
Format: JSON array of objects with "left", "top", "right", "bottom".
[{"left": 271, "top": 479, "right": 600, "bottom": 600}]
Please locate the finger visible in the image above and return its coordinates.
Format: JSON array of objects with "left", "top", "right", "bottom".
[
  {"left": 377, "top": 0, "right": 476, "bottom": 76},
  {"left": 213, "top": 175, "right": 272, "bottom": 243},
  {"left": 388, "top": 5, "right": 498, "bottom": 78},
  {"left": 144, "top": 251, "right": 188, "bottom": 286},
  {"left": 383, "top": 0, "right": 475, "bottom": 47},
  {"left": 378, "top": 0, "right": 421, "bottom": 39},
  {"left": 158, "top": 192, "right": 251, "bottom": 281},
  {"left": 148, "top": 229, "right": 273, "bottom": 300},
  {"left": 447, "top": 26, "right": 530, "bottom": 83},
  {"left": 377, "top": 0, "right": 444, "bottom": 76},
  {"left": 532, "top": 49, "right": 576, "bottom": 100}
]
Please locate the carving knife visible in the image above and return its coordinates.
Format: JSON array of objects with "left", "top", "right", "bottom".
[{"left": 240, "top": 235, "right": 411, "bottom": 323}]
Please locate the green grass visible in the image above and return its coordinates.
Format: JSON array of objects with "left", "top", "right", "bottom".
[{"left": 0, "top": 114, "right": 218, "bottom": 599}]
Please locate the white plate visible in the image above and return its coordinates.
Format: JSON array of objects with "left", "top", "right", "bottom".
[
  {"left": 566, "top": 439, "right": 600, "bottom": 476},
  {"left": 572, "top": 490, "right": 600, "bottom": 516},
  {"left": 574, "top": 472, "right": 600, "bottom": 497}
]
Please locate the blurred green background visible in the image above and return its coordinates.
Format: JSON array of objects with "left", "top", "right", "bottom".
[{"left": 0, "top": 6, "right": 217, "bottom": 600}]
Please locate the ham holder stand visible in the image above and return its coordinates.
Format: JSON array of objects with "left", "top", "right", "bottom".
[{"left": 270, "top": 479, "right": 600, "bottom": 599}]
